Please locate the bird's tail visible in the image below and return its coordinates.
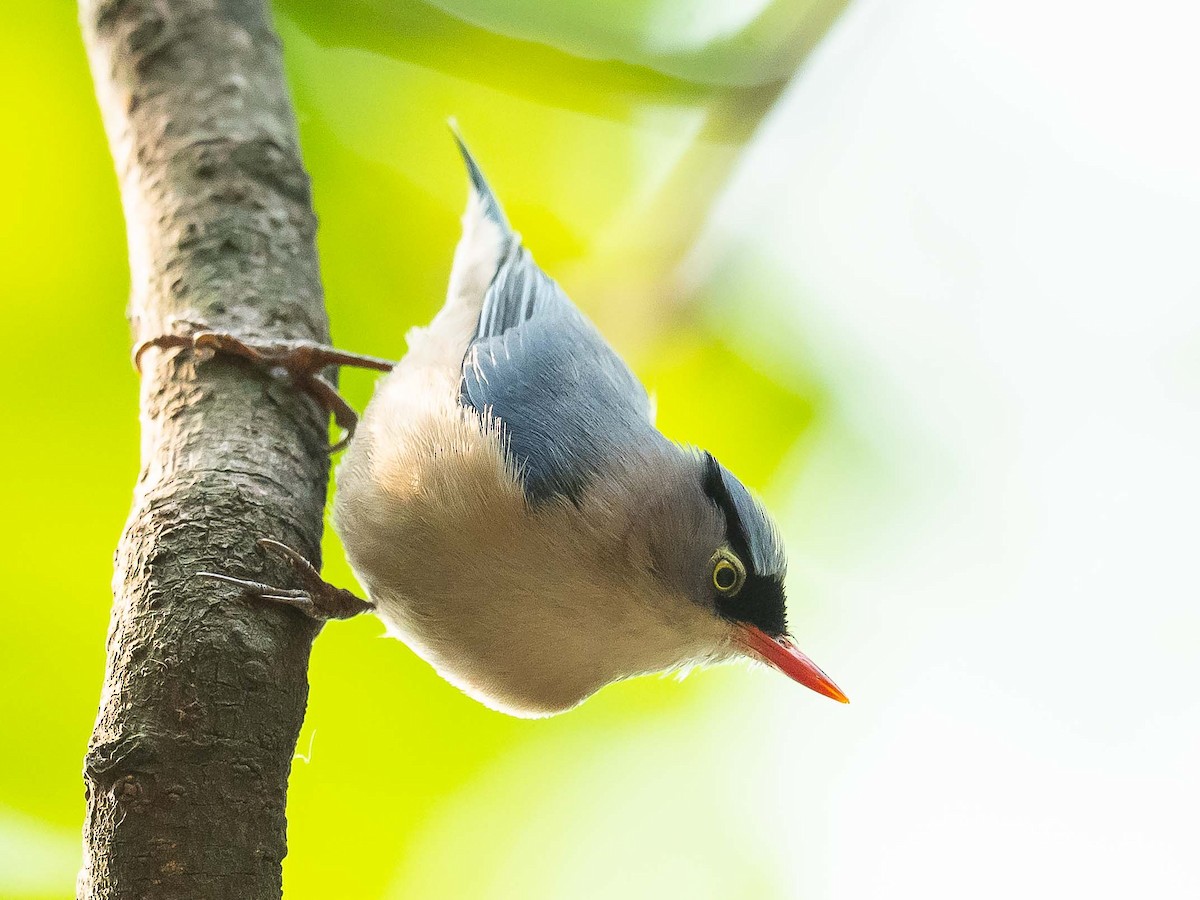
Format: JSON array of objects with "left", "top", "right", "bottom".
[{"left": 448, "top": 120, "right": 513, "bottom": 238}]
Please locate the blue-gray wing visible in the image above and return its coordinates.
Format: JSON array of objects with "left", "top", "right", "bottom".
[{"left": 460, "top": 243, "right": 654, "bottom": 503}]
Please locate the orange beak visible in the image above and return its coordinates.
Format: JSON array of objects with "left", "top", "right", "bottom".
[{"left": 735, "top": 625, "right": 849, "bottom": 704}]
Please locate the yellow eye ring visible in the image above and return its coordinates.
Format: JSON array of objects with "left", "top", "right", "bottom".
[{"left": 710, "top": 549, "right": 746, "bottom": 595}]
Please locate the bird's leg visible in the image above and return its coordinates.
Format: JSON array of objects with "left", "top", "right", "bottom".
[
  {"left": 133, "top": 326, "right": 397, "bottom": 376},
  {"left": 200, "top": 539, "right": 373, "bottom": 621},
  {"left": 134, "top": 324, "right": 396, "bottom": 452}
]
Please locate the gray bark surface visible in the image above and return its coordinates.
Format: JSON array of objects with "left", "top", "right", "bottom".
[{"left": 78, "top": 1, "right": 332, "bottom": 896}]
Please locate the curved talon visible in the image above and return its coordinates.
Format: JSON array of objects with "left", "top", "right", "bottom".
[
  {"left": 257, "top": 538, "right": 321, "bottom": 580},
  {"left": 303, "top": 374, "right": 358, "bottom": 453},
  {"left": 132, "top": 333, "right": 190, "bottom": 373},
  {"left": 132, "top": 319, "right": 214, "bottom": 372}
]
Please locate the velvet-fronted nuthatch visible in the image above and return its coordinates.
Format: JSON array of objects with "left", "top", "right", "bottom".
[{"left": 152, "top": 132, "right": 848, "bottom": 717}]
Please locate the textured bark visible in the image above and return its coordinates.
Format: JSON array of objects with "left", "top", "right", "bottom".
[{"left": 79, "top": 1, "right": 331, "bottom": 896}]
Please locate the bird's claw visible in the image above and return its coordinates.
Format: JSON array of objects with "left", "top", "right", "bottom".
[
  {"left": 133, "top": 320, "right": 394, "bottom": 454},
  {"left": 199, "top": 539, "right": 373, "bottom": 621}
]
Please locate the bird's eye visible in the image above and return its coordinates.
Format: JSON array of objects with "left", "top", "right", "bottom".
[{"left": 710, "top": 549, "right": 746, "bottom": 595}]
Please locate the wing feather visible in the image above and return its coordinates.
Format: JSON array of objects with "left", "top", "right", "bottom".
[{"left": 461, "top": 243, "right": 654, "bottom": 503}]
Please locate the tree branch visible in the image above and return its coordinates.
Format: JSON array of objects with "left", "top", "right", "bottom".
[{"left": 78, "top": 1, "right": 331, "bottom": 896}]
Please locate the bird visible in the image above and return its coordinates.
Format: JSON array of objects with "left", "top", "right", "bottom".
[{"left": 168, "top": 130, "right": 849, "bottom": 718}]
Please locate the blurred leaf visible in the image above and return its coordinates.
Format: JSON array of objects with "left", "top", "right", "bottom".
[
  {"left": 279, "top": 0, "right": 850, "bottom": 103},
  {"left": 417, "top": 0, "right": 850, "bottom": 87}
]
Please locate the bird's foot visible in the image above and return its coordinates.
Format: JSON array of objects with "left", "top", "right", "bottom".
[
  {"left": 134, "top": 322, "right": 396, "bottom": 452},
  {"left": 200, "top": 539, "right": 373, "bottom": 621}
]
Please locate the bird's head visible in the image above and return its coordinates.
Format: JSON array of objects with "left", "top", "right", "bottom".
[{"left": 600, "top": 446, "right": 849, "bottom": 707}]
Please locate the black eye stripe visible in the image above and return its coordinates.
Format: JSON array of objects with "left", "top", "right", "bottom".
[
  {"left": 701, "top": 452, "right": 753, "bottom": 572},
  {"left": 700, "top": 452, "right": 788, "bottom": 636}
]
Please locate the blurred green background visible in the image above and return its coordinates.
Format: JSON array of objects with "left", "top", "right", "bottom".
[{"left": 6, "top": 1, "right": 1200, "bottom": 898}]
